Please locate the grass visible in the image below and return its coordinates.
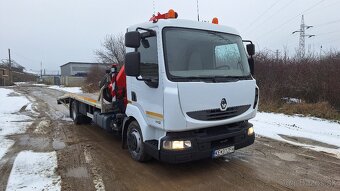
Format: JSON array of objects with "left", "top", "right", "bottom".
[
  {"left": 81, "top": 83, "right": 99, "bottom": 93},
  {"left": 259, "top": 100, "right": 340, "bottom": 121}
]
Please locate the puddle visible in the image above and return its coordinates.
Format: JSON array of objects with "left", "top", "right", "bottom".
[
  {"left": 65, "top": 167, "right": 89, "bottom": 178},
  {"left": 274, "top": 153, "right": 297, "bottom": 162},
  {"left": 53, "top": 139, "right": 66, "bottom": 150},
  {"left": 19, "top": 135, "right": 50, "bottom": 150}
]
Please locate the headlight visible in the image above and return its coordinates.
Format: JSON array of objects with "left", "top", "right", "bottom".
[
  {"left": 163, "top": 140, "right": 192, "bottom": 150},
  {"left": 247, "top": 127, "right": 254, "bottom": 136}
]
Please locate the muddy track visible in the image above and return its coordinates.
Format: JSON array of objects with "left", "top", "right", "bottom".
[{"left": 1, "top": 85, "right": 339, "bottom": 191}]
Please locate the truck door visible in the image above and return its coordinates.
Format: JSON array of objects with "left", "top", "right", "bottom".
[{"left": 129, "top": 30, "right": 164, "bottom": 129}]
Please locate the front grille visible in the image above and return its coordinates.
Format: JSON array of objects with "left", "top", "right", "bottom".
[{"left": 186, "top": 105, "right": 251, "bottom": 121}]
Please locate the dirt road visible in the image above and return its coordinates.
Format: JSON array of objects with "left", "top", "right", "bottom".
[{"left": 1, "top": 85, "right": 339, "bottom": 191}]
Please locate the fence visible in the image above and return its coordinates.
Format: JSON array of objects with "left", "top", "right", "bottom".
[{"left": 61, "top": 76, "right": 86, "bottom": 87}]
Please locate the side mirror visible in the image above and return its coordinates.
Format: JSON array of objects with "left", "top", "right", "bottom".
[
  {"left": 125, "top": 31, "right": 141, "bottom": 48},
  {"left": 248, "top": 57, "right": 254, "bottom": 75},
  {"left": 246, "top": 44, "right": 255, "bottom": 56},
  {"left": 125, "top": 52, "right": 140, "bottom": 77}
]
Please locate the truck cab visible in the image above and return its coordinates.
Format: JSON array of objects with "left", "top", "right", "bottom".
[{"left": 123, "top": 14, "right": 258, "bottom": 163}]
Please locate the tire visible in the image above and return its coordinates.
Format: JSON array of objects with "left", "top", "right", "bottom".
[
  {"left": 127, "top": 121, "right": 152, "bottom": 162},
  {"left": 102, "top": 87, "right": 112, "bottom": 102},
  {"left": 71, "top": 101, "right": 82, "bottom": 125}
]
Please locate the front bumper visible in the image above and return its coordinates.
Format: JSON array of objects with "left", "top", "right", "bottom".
[{"left": 144, "top": 122, "right": 255, "bottom": 163}]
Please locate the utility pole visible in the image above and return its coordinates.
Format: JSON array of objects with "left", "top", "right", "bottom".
[
  {"left": 292, "top": 15, "right": 315, "bottom": 59},
  {"left": 40, "top": 61, "right": 42, "bottom": 78},
  {"left": 197, "top": 0, "right": 200, "bottom": 21},
  {"left": 8, "top": 49, "right": 12, "bottom": 85}
]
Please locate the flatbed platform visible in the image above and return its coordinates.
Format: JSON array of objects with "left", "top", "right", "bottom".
[{"left": 57, "top": 92, "right": 101, "bottom": 109}]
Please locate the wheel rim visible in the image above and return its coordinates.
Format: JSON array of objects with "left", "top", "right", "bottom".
[{"left": 127, "top": 129, "right": 142, "bottom": 155}]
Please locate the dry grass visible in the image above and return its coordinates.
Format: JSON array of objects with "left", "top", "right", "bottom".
[
  {"left": 259, "top": 101, "right": 340, "bottom": 121},
  {"left": 81, "top": 83, "right": 99, "bottom": 93}
]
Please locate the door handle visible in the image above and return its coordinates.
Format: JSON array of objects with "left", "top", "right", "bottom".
[{"left": 131, "top": 91, "right": 137, "bottom": 102}]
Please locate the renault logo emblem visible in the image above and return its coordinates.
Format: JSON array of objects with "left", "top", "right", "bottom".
[{"left": 220, "top": 98, "right": 227, "bottom": 111}]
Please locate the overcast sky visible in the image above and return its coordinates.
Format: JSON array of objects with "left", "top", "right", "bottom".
[{"left": 1, "top": 0, "right": 339, "bottom": 73}]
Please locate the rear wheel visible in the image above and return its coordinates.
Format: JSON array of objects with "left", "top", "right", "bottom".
[
  {"left": 71, "top": 101, "right": 81, "bottom": 125},
  {"left": 71, "top": 101, "right": 91, "bottom": 125},
  {"left": 127, "top": 121, "right": 152, "bottom": 162}
]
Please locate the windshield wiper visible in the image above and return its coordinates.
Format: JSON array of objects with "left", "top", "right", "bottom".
[
  {"left": 212, "top": 75, "right": 252, "bottom": 82},
  {"left": 172, "top": 75, "right": 252, "bottom": 82},
  {"left": 172, "top": 76, "right": 215, "bottom": 82}
]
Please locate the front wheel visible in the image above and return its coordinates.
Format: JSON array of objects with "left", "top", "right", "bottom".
[{"left": 127, "top": 121, "right": 152, "bottom": 162}]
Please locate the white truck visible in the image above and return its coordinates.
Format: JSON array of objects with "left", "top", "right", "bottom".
[{"left": 58, "top": 10, "right": 259, "bottom": 163}]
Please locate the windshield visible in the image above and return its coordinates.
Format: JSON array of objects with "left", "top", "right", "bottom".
[{"left": 163, "top": 27, "right": 250, "bottom": 81}]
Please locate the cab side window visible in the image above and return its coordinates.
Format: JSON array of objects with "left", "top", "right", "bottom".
[{"left": 138, "top": 36, "right": 158, "bottom": 79}]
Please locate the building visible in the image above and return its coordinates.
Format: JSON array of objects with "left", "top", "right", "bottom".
[
  {"left": 60, "top": 62, "right": 109, "bottom": 77},
  {"left": 0, "top": 61, "right": 38, "bottom": 86},
  {"left": 0, "top": 68, "right": 9, "bottom": 86},
  {"left": 60, "top": 62, "right": 109, "bottom": 87},
  {"left": 41, "top": 75, "right": 61, "bottom": 85}
]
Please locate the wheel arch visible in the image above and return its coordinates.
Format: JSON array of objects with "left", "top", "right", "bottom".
[{"left": 122, "top": 104, "right": 151, "bottom": 149}]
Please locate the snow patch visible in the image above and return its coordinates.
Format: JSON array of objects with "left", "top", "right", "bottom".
[
  {"left": 32, "top": 83, "right": 48, "bottom": 87},
  {"left": 0, "top": 114, "right": 31, "bottom": 136},
  {"left": 34, "top": 120, "right": 51, "bottom": 134},
  {"left": 84, "top": 147, "right": 106, "bottom": 191},
  {"left": 14, "top": 82, "right": 28, "bottom": 85},
  {"left": 281, "top": 97, "right": 302, "bottom": 104},
  {"left": 0, "top": 137, "right": 15, "bottom": 161},
  {"left": 0, "top": 88, "right": 33, "bottom": 160},
  {"left": 0, "top": 88, "right": 30, "bottom": 114},
  {"left": 251, "top": 112, "right": 340, "bottom": 157},
  {"left": 48, "top": 85, "right": 82, "bottom": 93},
  {"left": 6, "top": 151, "right": 61, "bottom": 191}
]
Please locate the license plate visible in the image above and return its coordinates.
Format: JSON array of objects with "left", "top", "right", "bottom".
[{"left": 213, "top": 146, "right": 235, "bottom": 158}]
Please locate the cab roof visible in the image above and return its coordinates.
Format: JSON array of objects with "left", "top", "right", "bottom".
[{"left": 128, "top": 19, "right": 240, "bottom": 36}]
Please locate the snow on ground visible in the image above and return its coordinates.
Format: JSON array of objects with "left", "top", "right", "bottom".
[
  {"left": 0, "top": 88, "right": 30, "bottom": 113},
  {"left": 32, "top": 83, "right": 48, "bottom": 87},
  {"left": 0, "top": 88, "right": 61, "bottom": 190},
  {"left": 251, "top": 112, "right": 340, "bottom": 158},
  {"left": 6, "top": 151, "right": 61, "bottom": 191},
  {"left": 48, "top": 85, "right": 82, "bottom": 93},
  {"left": 14, "top": 82, "right": 28, "bottom": 85},
  {"left": 0, "top": 138, "right": 14, "bottom": 161},
  {"left": 0, "top": 88, "right": 32, "bottom": 160}
]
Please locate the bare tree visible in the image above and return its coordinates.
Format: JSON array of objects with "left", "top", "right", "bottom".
[{"left": 95, "top": 34, "right": 125, "bottom": 70}]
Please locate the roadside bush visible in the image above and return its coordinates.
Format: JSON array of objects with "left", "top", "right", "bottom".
[
  {"left": 82, "top": 65, "right": 107, "bottom": 93},
  {"left": 255, "top": 51, "right": 340, "bottom": 119}
]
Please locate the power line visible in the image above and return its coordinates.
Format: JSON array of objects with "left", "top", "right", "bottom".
[
  {"left": 243, "top": 0, "right": 281, "bottom": 31},
  {"left": 315, "top": 30, "right": 340, "bottom": 36},
  {"left": 256, "top": 0, "right": 326, "bottom": 40},
  {"left": 314, "top": 18, "right": 340, "bottom": 27},
  {"left": 302, "top": 0, "right": 326, "bottom": 14},
  {"left": 245, "top": 0, "right": 295, "bottom": 34}
]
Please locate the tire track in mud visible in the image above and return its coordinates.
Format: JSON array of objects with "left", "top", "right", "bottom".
[
  {"left": 84, "top": 146, "right": 106, "bottom": 191},
  {"left": 22, "top": 86, "right": 105, "bottom": 191}
]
